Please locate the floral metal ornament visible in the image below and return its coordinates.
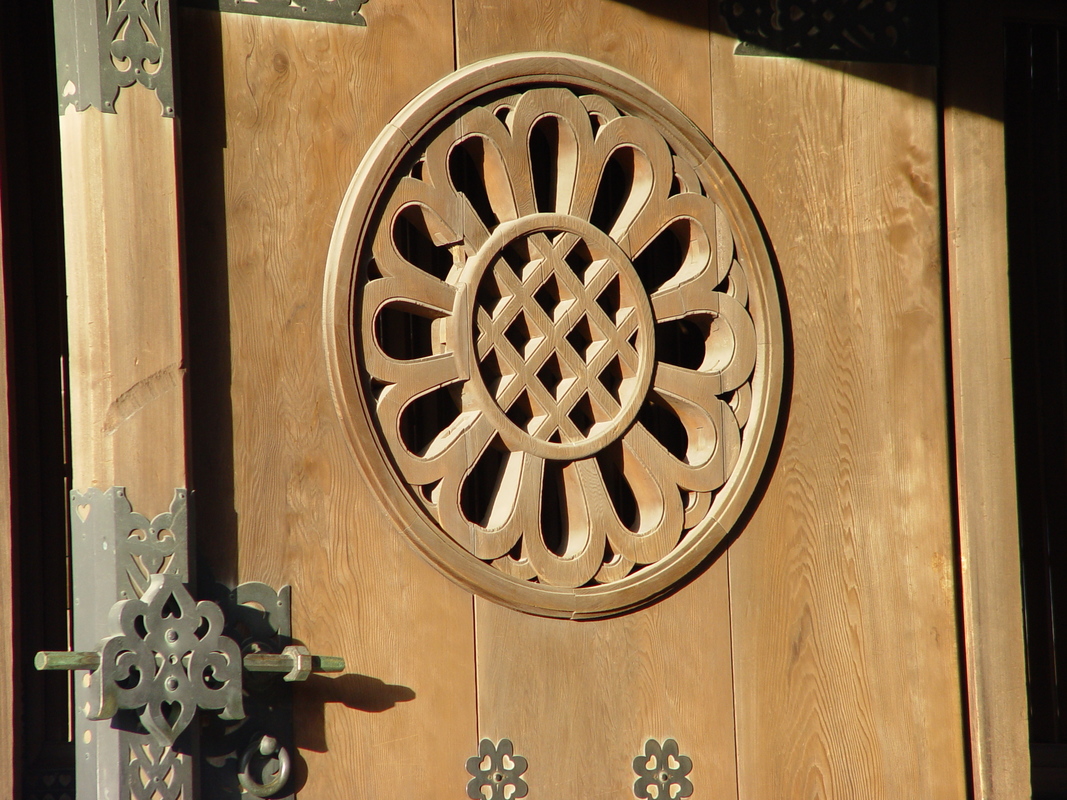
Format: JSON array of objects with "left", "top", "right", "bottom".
[
  {"left": 325, "top": 53, "right": 783, "bottom": 618},
  {"left": 466, "top": 739, "right": 529, "bottom": 800},
  {"left": 633, "top": 739, "right": 693, "bottom": 800},
  {"left": 126, "top": 742, "right": 184, "bottom": 800},
  {"left": 54, "top": 0, "right": 176, "bottom": 116},
  {"left": 88, "top": 572, "right": 244, "bottom": 746},
  {"left": 720, "top": 0, "right": 937, "bottom": 64}
]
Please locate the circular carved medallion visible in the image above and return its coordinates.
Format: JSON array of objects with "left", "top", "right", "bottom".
[{"left": 324, "top": 54, "right": 783, "bottom": 618}]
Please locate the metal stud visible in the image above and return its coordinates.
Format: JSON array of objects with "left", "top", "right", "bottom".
[
  {"left": 466, "top": 739, "right": 529, "bottom": 800},
  {"left": 633, "top": 738, "right": 693, "bottom": 800}
]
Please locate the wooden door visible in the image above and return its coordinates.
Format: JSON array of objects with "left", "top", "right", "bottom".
[{"left": 173, "top": 2, "right": 967, "bottom": 796}]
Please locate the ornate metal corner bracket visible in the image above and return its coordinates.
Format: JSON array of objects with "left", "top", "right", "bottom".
[
  {"left": 180, "top": 0, "right": 369, "bottom": 26},
  {"left": 53, "top": 0, "right": 177, "bottom": 117},
  {"left": 633, "top": 739, "right": 693, "bottom": 800},
  {"left": 720, "top": 0, "right": 938, "bottom": 64},
  {"left": 37, "top": 487, "right": 344, "bottom": 798}
]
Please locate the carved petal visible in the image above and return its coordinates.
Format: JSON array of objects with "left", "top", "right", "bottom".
[
  {"left": 652, "top": 293, "right": 756, "bottom": 395},
  {"left": 628, "top": 390, "right": 742, "bottom": 493},
  {"left": 589, "top": 115, "right": 675, "bottom": 245},
  {"left": 425, "top": 412, "right": 501, "bottom": 548},
  {"left": 463, "top": 448, "right": 545, "bottom": 561},
  {"left": 509, "top": 88, "right": 597, "bottom": 218},
  {"left": 585, "top": 439, "right": 685, "bottom": 565},
  {"left": 372, "top": 356, "right": 464, "bottom": 472},
  {"left": 524, "top": 459, "right": 606, "bottom": 587}
]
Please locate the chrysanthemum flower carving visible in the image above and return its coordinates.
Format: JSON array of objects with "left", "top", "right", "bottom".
[{"left": 325, "top": 55, "right": 782, "bottom": 617}]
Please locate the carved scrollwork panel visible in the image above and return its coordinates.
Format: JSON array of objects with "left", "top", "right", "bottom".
[{"left": 325, "top": 54, "right": 784, "bottom": 618}]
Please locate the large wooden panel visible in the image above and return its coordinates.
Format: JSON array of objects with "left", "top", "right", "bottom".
[
  {"left": 943, "top": 2, "right": 1030, "bottom": 796},
  {"left": 456, "top": 4, "right": 738, "bottom": 798},
  {"left": 712, "top": 42, "right": 969, "bottom": 798},
  {"left": 178, "top": 4, "right": 478, "bottom": 795}
]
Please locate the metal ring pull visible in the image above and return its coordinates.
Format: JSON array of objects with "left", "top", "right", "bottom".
[{"left": 238, "top": 734, "right": 291, "bottom": 798}]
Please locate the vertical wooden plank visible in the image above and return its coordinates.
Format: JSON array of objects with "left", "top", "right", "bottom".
[
  {"left": 456, "top": 2, "right": 714, "bottom": 133},
  {"left": 455, "top": 5, "right": 738, "bottom": 798},
  {"left": 177, "top": 3, "right": 478, "bottom": 796},
  {"left": 58, "top": 41, "right": 191, "bottom": 792},
  {"left": 60, "top": 84, "right": 188, "bottom": 514},
  {"left": 943, "top": 2, "right": 1031, "bottom": 797},
  {"left": 0, "top": 78, "right": 18, "bottom": 799},
  {"left": 474, "top": 565, "right": 738, "bottom": 798},
  {"left": 712, "top": 43, "right": 969, "bottom": 797}
]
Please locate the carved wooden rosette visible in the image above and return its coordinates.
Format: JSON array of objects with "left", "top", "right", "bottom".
[{"left": 324, "top": 54, "right": 783, "bottom": 618}]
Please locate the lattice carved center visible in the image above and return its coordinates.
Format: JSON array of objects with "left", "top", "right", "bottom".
[
  {"left": 470, "top": 215, "right": 653, "bottom": 460},
  {"left": 325, "top": 54, "right": 783, "bottom": 617}
]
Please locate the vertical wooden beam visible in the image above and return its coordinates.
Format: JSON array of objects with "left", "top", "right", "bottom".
[
  {"left": 59, "top": 82, "right": 188, "bottom": 512},
  {"left": 942, "top": 3, "right": 1031, "bottom": 798},
  {"left": 0, "top": 70, "right": 19, "bottom": 800},
  {"left": 55, "top": 1, "right": 189, "bottom": 793}
]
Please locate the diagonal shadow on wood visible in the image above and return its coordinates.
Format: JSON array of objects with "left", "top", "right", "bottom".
[{"left": 294, "top": 673, "right": 417, "bottom": 753}]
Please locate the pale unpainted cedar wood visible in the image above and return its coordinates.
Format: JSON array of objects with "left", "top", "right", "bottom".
[
  {"left": 713, "top": 46, "right": 968, "bottom": 798},
  {"left": 942, "top": 1, "right": 1030, "bottom": 796},
  {"left": 59, "top": 85, "right": 188, "bottom": 512},
  {"left": 323, "top": 50, "right": 782, "bottom": 617},
  {"left": 455, "top": 0, "right": 714, "bottom": 134},
  {"left": 177, "top": 4, "right": 477, "bottom": 796},
  {"left": 457, "top": 5, "right": 737, "bottom": 798},
  {"left": 474, "top": 561, "right": 738, "bottom": 799}
]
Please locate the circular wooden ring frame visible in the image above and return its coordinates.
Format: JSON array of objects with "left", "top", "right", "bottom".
[{"left": 324, "top": 53, "right": 784, "bottom": 619}]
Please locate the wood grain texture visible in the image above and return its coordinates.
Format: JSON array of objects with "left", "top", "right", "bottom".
[
  {"left": 323, "top": 51, "right": 782, "bottom": 618},
  {"left": 177, "top": 4, "right": 478, "bottom": 796},
  {"left": 474, "top": 561, "right": 738, "bottom": 798},
  {"left": 456, "top": 6, "right": 738, "bottom": 798},
  {"left": 712, "top": 42, "right": 969, "bottom": 798},
  {"left": 59, "top": 85, "right": 188, "bottom": 512},
  {"left": 0, "top": 109, "right": 16, "bottom": 797},
  {"left": 455, "top": 0, "right": 713, "bottom": 134},
  {"left": 942, "top": 2, "right": 1031, "bottom": 796}
]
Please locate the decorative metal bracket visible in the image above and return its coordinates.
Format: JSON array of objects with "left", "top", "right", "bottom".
[
  {"left": 632, "top": 739, "right": 694, "bottom": 800},
  {"left": 180, "top": 0, "right": 369, "bottom": 26},
  {"left": 39, "top": 487, "right": 344, "bottom": 799},
  {"left": 720, "top": 0, "right": 937, "bottom": 64},
  {"left": 53, "top": 0, "right": 177, "bottom": 117}
]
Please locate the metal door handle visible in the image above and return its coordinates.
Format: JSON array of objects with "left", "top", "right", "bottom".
[
  {"left": 34, "top": 571, "right": 345, "bottom": 747},
  {"left": 37, "top": 643, "right": 344, "bottom": 682}
]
